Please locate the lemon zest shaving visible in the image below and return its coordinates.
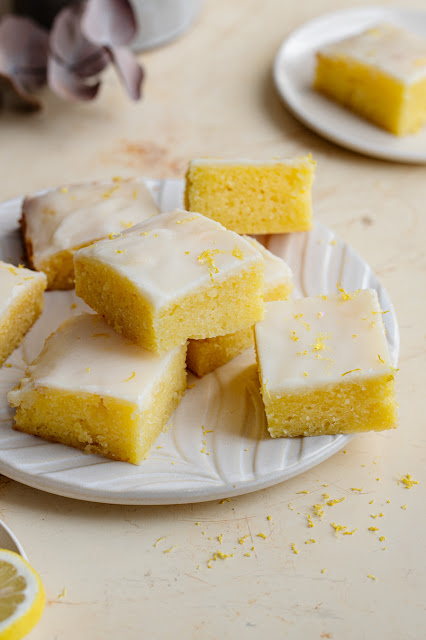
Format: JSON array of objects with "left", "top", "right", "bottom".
[
  {"left": 331, "top": 522, "right": 347, "bottom": 535},
  {"left": 313, "top": 504, "right": 324, "bottom": 519},
  {"left": 337, "top": 284, "right": 354, "bottom": 300},
  {"left": 306, "top": 514, "right": 314, "bottom": 528},
  {"left": 398, "top": 473, "right": 418, "bottom": 489},
  {"left": 154, "top": 536, "right": 166, "bottom": 547},
  {"left": 326, "top": 497, "right": 345, "bottom": 506},
  {"left": 163, "top": 545, "right": 178, "bottom": 554}
]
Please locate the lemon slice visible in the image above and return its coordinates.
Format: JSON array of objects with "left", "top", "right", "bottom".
[{"left": 0, "top": 549, "right": 45, "bottom": 640}]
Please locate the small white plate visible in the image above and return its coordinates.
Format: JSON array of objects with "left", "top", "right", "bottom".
[
  {"left": 0, "top": 519, "right": 27, "bottom": 559},
  {"left": 0, "top": 179, "right": 399, "bottom": 505},
  {"left": 273, "top": 6, "right": 426, "bottom": 163}
]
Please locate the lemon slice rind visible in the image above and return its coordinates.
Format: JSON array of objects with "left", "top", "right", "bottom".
[{"left": 0, "top": 548, "right": 45, "bottom": 640}]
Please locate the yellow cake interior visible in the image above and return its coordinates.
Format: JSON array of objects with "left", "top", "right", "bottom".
[
  {"left": 36, "top": 243, "right": 97, "bottom": 290},
  {"left": 0, "top": 276, "right": 46, "bottom": 366},
  {"left": 10, "top": 343, "right": 187, "bottom": 465},
  {"left": 261, "top": 373, "right": 397, "bottom": 438},
  {"left": 315, "top": 53, "right": 426, "bottom": 135},
  {"left": 75, "top": 256, "right": 264, "bottom": 354},
  {"left": 187, "top": 280, "right": 293, "bottom": 377},
  {"left": 184, "top": 158, "right": 315, "bottom": 234}
]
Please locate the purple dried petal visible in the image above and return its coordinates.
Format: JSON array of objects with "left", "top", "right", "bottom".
[
  {"left": 82, "top": 0, "right": 137, "bottom": 47},
  {"left": 49, "top": 3, "right": 109, "bottom": 79},
  {"left": 0, "top": 73, "right": 42, "bottom": 110},
  {"left": 47, "top": 55, "right": 100, "bottom": 101},
  {"left": 108, "top": 45, "right": 143, "bottom": 101},
  {"left": 0, "top": 15, "right": 48, "bottom": 92}
]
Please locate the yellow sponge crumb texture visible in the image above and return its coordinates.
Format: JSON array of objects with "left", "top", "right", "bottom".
[
  {"left": 261, "top": 373, "right": 397, "bottom": 438},
  {"left": 75, "top": 256, "right": 264, "bottom": 354},
  {"left": 10, "top": 345, "right": 187, "bottom": 465},
  {"left": 315, "top": 54, "right": 426, "bottom": 136},
  {"left": 184, "top": 156, "right": 316, "bottom": 234},
  {"left": 187, "top": 280, "right": 293, "bottom": 377}
]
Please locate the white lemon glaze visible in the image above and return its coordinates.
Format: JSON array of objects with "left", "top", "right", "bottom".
[
  {"left": 243, "top": 237, "right": 293, "bottom": 292},
  {"left": 0, "top": 261, "right": 46, "bottom": 316},
  {"left": 8, "top": 313, "right": 186, "bottom": 410},
  {"left": 23, "top": 179, "right": 159, "bottom": 267},
  {"left": 255, "top": 289, "right": 393, "bottom": 394},
  {"left": 75, "top": 209, "right": 264, "bottom": 310},
  {"left": 319, "top": 23, "right": 426, "bottom": 83}
]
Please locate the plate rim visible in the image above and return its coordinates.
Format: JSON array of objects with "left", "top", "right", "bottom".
[
  {"left": 0, "top": 180, "right": 399, "bottom": 505},
  {"left": 0, "top": 519, "right": 27, "bottom": 559},
  {"left": 273, "top": 5, "right": 426, "bottom": 164}
]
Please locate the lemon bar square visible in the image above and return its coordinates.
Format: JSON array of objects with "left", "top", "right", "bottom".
[
  {"left": 184, "top": 156, "right": 316, "bottom": 234},
  {"left": 254, "top": 289, "right": 397, "bottom": 438},
  {"left": 74, "top": 210, "right": 264, "bottom": 354},
  {"left": 0, "top": 261, "right": 47, "bottom": 366},
  {"left": 8, "top": 313, "right": 187, "bottom": 465},
  {"left": 314, "top": 23, "right": 426, "bottom": 135},
  {"left": 21, "top": 178, "right": 159, "bottom": 290},
  {"left": 186, "top": 237, "right": 293, "bottom": 377}
]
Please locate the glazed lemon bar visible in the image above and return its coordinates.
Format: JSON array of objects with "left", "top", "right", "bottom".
[
  {"left": 314, "top": 23, "right": 426, "bottom": 135},
  {"left": 254, "top": 289, "right": 397, "bottom": 438},
  {"left": 187, "top": 237, "right": 293, "bottom": 377},
  {"left": 74, "top": 210, "right": 265, "bottom": 354},
  {"left": 0, "top": 261, "right": 47, "bottom": 366},
  {"left": 21, "top": 178, "right": 159, "bottom": 290},
  {"left": 8, "top": 313, "right": 187, "bottom": 464},
  {"left": 184, "top": 156, "right": 316, "bottom": 234}
]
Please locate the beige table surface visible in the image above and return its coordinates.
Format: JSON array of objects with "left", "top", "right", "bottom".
[{"left": 0, "top": 1, "right": 425, "bottom": 638}]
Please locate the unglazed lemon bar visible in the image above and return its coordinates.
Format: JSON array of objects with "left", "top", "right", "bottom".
[
  {"left": 0, "top": 261, "right": 47, "bottom": 366},
  {"left": 74, "top": 210, "right": 264, "bottom": 354},
  {"left": 8, "top": 314, "right": 187, "bottom": 464},
  {"left": 314, "top": 23, "right": 426, "bottom": 135},
  {"left": 187, "top": 237, "right": 293, "bottom": 377},
  {"left": 21, "top": 178, "right": 159, "bottom": 290},
  {"left": 254, "top": 289, "right": 397, "bottom": 438},
  {"left": 184, "top": 156, "right": 316, "bottom": 234}
]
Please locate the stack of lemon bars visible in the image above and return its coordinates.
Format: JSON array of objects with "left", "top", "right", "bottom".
[{"left": 6, "top": 159, "right": 397, "bottom": 465}]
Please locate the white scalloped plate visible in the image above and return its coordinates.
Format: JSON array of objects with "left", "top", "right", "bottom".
[
  {"left": 273, "top": 7, "right": 426, "bottom": 163},
  {"left": 0, "top": 179, "right": 399, "bottom": 504}
]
